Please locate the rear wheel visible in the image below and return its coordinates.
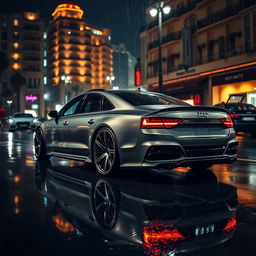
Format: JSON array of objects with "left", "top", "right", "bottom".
[
  {"left": 34, "top": 129, "right": 49, "bottom": 160},
  {"left": 92, "top": 127, "right": 119, "bottom": 176}
]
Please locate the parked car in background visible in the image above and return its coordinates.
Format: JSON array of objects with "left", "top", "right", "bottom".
[
  {"left": 215, "top": 94, "right": 256, "bottom": 136},
  {"left": 34, "top": 89, "right": 237, "bottom": 176},
  {"left": 9, "top": 112, "right": 38, "bottom": 132}
]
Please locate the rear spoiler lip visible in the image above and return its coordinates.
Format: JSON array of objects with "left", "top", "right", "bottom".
[{"left": 145, "top": 106, "right": 228, "bottom": 116}]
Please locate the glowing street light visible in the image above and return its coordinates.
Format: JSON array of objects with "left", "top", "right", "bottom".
[
  {"left": 148, "top": 1, "right": 171, "bottom": 94},
  {"left": 106, "top": 75, "right": 115, "bottom": 88},
  {"left": 61, "top": 75, "right": 71, "bottom": 104}
]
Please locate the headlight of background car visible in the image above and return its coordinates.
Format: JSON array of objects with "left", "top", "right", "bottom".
[{"left": 9, "top": 119, "right": 14, "bottom": 124}]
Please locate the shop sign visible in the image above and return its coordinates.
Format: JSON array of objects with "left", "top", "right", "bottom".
[
  {"left": 212, "top": 68, "right": 256, "bottom": 85},
  {"left": 25, "top": 94, "right": 38, "bottom": 102}
]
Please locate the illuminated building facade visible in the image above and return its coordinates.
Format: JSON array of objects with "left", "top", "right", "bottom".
[
  {"left": 141, "top": 0, "right": 256, "bottom": 106},
  {"left": 0, "top": 11, "right": 44, "bottom": 116},
  {"left": 48, "top": 1, "right": 113, "bottom": 105}
]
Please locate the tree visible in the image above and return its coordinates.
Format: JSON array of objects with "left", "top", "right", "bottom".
[{"left": 10, "top": 72, "right": 26, "bottom": 112}]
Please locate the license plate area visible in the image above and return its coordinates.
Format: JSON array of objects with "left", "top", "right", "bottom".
[
  {"left": 195, "top": 224, "right": 215, "bottom": 236},
  {"left": 242, "top": 117, "right": 255, "bottom": 121}
]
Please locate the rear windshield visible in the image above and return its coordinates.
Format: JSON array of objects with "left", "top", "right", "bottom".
[
  {"left": 14, "top": 113, "right": 33, "bottom": 118},
  {"left": 227, "top": 104, "right": 256, "bottom": 111},
  {"left": 112, "top": 91, "right": 189, "bottom": 106}
]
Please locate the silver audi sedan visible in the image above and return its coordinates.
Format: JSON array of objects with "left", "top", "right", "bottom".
[{"left": 34, "top": 89, "right": 238, "bottom": 175}]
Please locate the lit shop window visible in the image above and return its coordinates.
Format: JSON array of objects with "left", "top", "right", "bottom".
[
  {"left": 13, "top": 42, "right": 19, "bottom": 49},
  {"left": 12, "top": 63, "right": 21, "bottom": 70},
  {"left": 13, "top": 19, "right": 19, "bottom": 26}
]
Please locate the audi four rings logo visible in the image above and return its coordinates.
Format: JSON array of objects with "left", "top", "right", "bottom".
[{"left": 196, "top": 112, "right": 209, "bottom": 118}]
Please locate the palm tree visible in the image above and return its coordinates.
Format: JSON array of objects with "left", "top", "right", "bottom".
[{"left": 10, "top": 72, "right": 26, "bottom": 112}]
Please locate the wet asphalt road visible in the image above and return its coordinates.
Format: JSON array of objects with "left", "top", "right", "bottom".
[{"left": 0, "top": 131, "right": 256, "bottom": 256}]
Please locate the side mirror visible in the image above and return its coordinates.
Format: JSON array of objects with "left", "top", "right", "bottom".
[{"left": 48, "top": 110, "right": 58, "bottom": 118}]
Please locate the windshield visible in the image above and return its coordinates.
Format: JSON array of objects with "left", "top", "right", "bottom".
[
  {"left": 13, "top": 113, "right": 34, "bottom": 118},
  {"left": 112, "top": 91, "right": 189, "bottom": 106}
]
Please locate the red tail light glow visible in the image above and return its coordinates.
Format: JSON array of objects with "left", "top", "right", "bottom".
[
  {"left": 143, "top": 224, "right": 185, "bottom": 249},
  {"left": 229, "top": 113, "right": 240, "bottom": 118},
  {"left": 223, "top": 216, "right": 237, "bottom": 232},
  {"left": 219, "top": 117, "right": 234, "bottom": 128},
  {"left": 141, "top": 117, "right": 182, "bottom": 129}
]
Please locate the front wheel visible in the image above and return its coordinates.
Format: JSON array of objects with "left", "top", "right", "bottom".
[
  {"left": 34, "top": 129, "right": 49, "bottom": 160},
  {"left": 92, "top": 127, "right": 119, "bottom": 176}
]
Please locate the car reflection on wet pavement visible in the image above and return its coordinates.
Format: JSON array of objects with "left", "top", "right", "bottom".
[{"left": 0, "top": 131, "right": 256, "bottom": 255}]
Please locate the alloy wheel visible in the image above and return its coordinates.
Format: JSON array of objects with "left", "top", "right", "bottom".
[
  {"left": 93, "top": 180, "right": 117, "bottom": 229},
  {"left": 93, "top": 128, "right": 117, "bottom": 175}
]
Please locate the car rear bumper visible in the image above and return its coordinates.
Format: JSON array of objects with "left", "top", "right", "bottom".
[{"left": 234, "top": 123, "right": 256, "bottom": 133}]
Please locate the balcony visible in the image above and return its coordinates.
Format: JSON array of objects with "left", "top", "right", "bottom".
[
  {"left": 197, "top": 0, "right": 256, "bottom": 31},
  {"left": 148, "top": 31, "right": 182, "bottom": 50}
]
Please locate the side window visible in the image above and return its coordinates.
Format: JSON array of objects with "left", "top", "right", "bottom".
[
  {"left": 102, "top": 97, "right": 114, "bottom": 111},
  {"left": 61, "top": 96, "right": 84, "bottom": 116},
  {"left": 80, "top": 94, "right": 103, "bottom": 113}
]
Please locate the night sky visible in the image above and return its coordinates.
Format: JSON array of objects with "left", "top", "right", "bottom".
[{"left": 0, "top": 0, "right": 152, "bottom": 57}]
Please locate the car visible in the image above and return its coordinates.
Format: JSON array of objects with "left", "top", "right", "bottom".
[
  {"left": 214, "top": 95, "right": 256, "bottom": 136},
  {"left": 34, "top": 89, "right": 238, "bottom": 176},
  {"left": 9, "top": 112, "right": 38, "bottom": 131},
  {"left": 35, "top": 160, "right": 238, "bottom": 256}
]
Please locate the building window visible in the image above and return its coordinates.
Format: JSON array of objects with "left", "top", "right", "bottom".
[
  {"left": 218, "top": 37, "right": 225, "bottom": 59},
  {"left": 208, "top": 40, "right": 215, "bottom": 62},
  {"left": 13, "top": 19, "right": 19, "bottom": 26},
  {"left": 1, "top": 42, "right": 7, "bottom": 50},
  {"left": 12, "top": 63, "right": 21, "bottom": 70},
  {"left": 43, "top": 50, "right": 47, "bottom": 57},
  {"left": 43, "top": 59, "right": 47, "bottom": 67},
  {"left": 44, "top": 76, "right": 47, "bottom": 85},
  {"left": 11, "top": 53, "right": 20, "bottom": 60},
  {"left": 28, "top": 78, "right": 32, "bottom": 88},
  {"left": 1, "top": 32, "right": 7, "bottom": 40},
  {"left": 43, "top": 32, "right": 47, "bottom": 39},
  {"left": 244, "top": 13, "right": 251, "bottom": 51},
  {"left": 13, "top": 42, "right": 19, "bottom": 49},
  {"left": 12, "top": 31, "right": 19, "bottom": 39}
]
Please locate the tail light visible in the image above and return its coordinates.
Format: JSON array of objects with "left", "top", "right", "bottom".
[
  {"left": 223, "top": 216, "right": 237, "bottom": 232},
  {"left": 143, "top": 224, "right": 185, "bottom": 249},
  {"left": 229, "top": 113, "right": 240, "bottom": 118},
  {"left": 141, "top": 117, "right": 182, "bottom": 129},
  {"left": 219, "top": 117, "right": 234, "bottom": 128}
]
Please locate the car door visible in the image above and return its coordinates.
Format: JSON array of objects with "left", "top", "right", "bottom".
[
  {"left": 60, "top": 93, "right": 104, "bottom": 159},
  {"left": 47, "top": 95, "right": 85, "bottom": 154}
]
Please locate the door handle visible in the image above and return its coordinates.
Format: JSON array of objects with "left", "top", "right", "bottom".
[
  {"left": 88, "top": 119, "right": 95, "bottom": 125},
  {"left": 63, "top": 121, "right": 69, "bottom": 126}
]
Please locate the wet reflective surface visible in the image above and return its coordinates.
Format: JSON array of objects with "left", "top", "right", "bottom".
[{"left": 0, "top": 131, "right": 256, "bottom": 255}]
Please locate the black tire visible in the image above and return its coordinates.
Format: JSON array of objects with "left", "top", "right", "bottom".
[
  {"left": 92, "top": 180, "right": 119, "bottom": 229},
  {"left": 34, "top": 128, "right": 49, "bottom": 160},
  {"left": 92, "top": 127, "right": 119, "bottom": 176}
]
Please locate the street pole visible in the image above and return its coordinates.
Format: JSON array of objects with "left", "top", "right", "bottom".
[
  {"left": 158, "top": 3, "right": 164, "bottom": 94},
  {"left": 148, "top": 1, "right": 171, "bottom": 94}
]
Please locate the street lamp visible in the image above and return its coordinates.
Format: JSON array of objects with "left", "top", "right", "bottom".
[
  {"left": 61, "top": 75, "right": 71, "bottom": 104},
  {"left": 148, "top": 1, "right": 171, "bottom": 94},
  {"left": 106, "top": 75, "right": 115, "bottom": 88}
]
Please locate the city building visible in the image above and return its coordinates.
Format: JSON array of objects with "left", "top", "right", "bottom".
[
  {"left": 0, "top": 11, "right": 45, "bottom": 116},
  {"left": 47, "top": 0, "right": 113, "bottom": 107},
  {"left": 128, "top": 52, "right": 137, "bottom": 88},
  {"left": 141, "top": 0, "right": 256, "bottom": 106},
  {"left": 112, "top": 43, "right": 128, "bottom": 89}
]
